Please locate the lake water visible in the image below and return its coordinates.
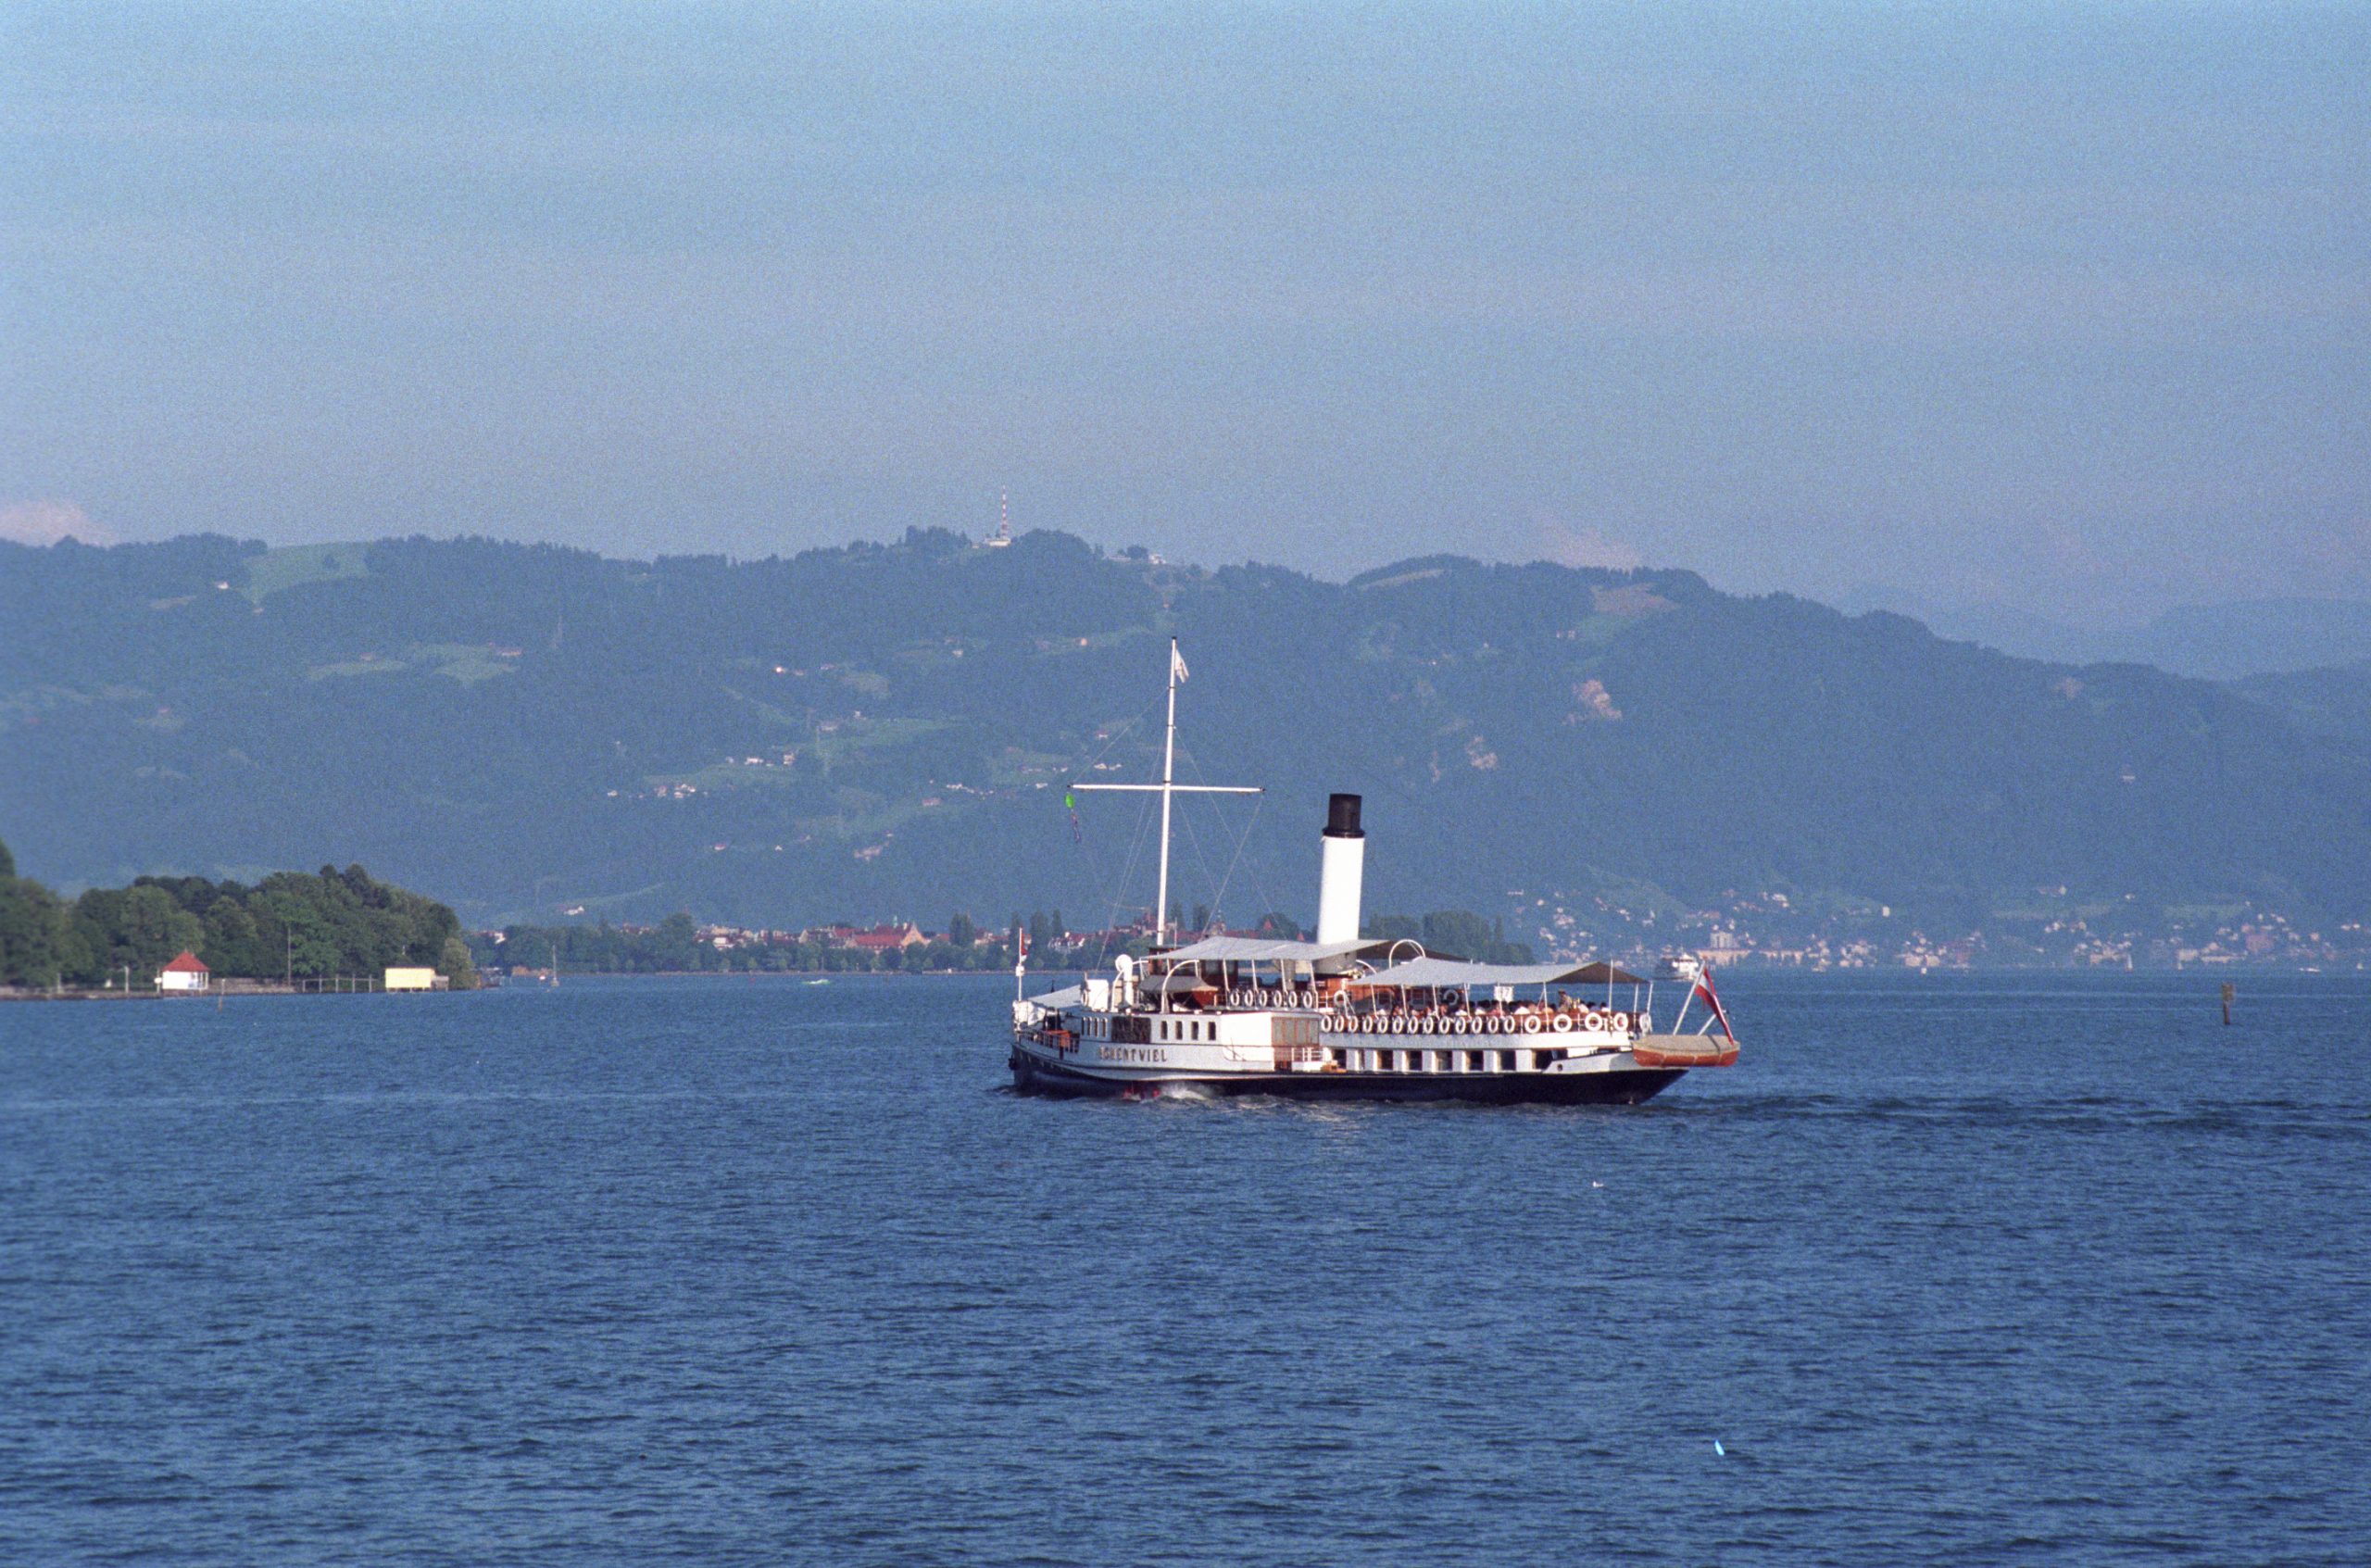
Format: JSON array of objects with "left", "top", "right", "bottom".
[{"left": 3, "top": 971, "right": 2366, "bottom": 1565}]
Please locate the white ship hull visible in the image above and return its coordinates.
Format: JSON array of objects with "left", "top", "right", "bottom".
[{"left": 1010, "top": 1010, "right": 1719, "bottom": 1104}]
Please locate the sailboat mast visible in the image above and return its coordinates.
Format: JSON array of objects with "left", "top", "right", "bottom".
[{"left": 1156, "top": 636, "right": 1179, "bottom": 948}]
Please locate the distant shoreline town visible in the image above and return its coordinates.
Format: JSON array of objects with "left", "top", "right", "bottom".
[
  {"left": 1513, "top": 884, "right": 2365, "bottom": 972},
  {"left": 473, "top": 901, "right": 2365, "bottom": 978}
]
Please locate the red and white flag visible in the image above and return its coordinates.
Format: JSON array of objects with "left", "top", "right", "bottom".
[{"left": 1692, "top": 968, "right": 1737, "bottom": 1046}]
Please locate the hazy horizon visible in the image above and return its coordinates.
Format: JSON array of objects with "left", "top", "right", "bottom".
[{"left": 6, "top": 4, "right": 2365, "bottom": 621}]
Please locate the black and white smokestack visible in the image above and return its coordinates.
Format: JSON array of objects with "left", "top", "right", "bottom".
[{"left": 1316, "top": 793, "right": 1366, "bottom": 943}]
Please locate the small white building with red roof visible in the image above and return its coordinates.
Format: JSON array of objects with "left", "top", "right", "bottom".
[{"left": 157, "top": 950, "right": 210, "bottom": 993}]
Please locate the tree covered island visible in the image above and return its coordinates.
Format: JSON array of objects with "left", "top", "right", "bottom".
[{"left": 0, "top": 840, "right": 478, "bottom": 992}]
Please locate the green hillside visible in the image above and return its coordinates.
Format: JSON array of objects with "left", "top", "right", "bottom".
[{"left": 4, "top": 532, "right": 2365, "bottom": 953}]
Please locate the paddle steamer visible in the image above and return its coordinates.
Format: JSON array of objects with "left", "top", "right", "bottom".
[{"left": 1008, "top": 642, "right": 1738, "bottom": 1103}]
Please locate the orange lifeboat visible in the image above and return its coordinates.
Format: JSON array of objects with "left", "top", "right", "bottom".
[{"left": 1632, "top": 1035, "right": 1739, "bottom": 1069}]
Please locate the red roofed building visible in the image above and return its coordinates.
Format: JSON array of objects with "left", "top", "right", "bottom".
[
  {"left": 157, "top": 950, "right": 210, "bottom": 993},
  {"left": 847, "top": 922, "right": 926, "bottom": 952}
]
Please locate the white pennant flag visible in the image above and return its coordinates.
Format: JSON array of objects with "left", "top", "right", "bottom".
[{"left": 1170, "top": 643, "right": 1190, "bottom": 684}]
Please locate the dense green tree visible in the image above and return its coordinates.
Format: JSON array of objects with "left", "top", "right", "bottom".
[
  {"left": 201, "top": 897, "right": 262, "bottom": 976},
  {"left": 652, "top": 911, "right": 702, "bottom": 971},
  {"left": 65, "top": 888, "right": 122, "bottom": 984},
  {"left": 71, "top": 884, "right": 207, "bottom": 985},
  {"left": 0, "top": 874, "right": 69, "bottom": 986},
  {"left": 437, "top": 934, "right": 479, "bottom": 988}
]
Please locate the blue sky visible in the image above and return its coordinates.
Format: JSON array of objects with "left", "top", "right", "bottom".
[{"left": 3, "top": 3, "right": 2364, "bottom": 618}]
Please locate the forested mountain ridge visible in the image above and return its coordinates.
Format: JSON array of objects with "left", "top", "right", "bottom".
[{"left": 4, "top": 532, "right": 2365, "bottom": 948}]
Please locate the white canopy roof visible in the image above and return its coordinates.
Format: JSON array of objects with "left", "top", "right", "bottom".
[
  {"left": 1351, "top": 957, "right": 1647, "bottom": 991},
  {"left": 1153, "top": 935, "right": 1386, "bottom": 965},
  {"left": 1027, "top": 985, "right": 1085, "bottom": 1010}
]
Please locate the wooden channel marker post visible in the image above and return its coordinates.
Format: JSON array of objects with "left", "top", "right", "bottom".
[{"left": 2221, "top": 982, "right": 2235, "bottom": 1026}]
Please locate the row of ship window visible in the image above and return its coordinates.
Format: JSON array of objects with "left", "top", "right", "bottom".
[
  {"left": 1340, "top": 1047, "right": 1565, "bottom": 1073},
  {"left": 1093, "top": 1018, "right": 1562, "bottom": 1063},
  {"left": 1065, "top": 1018, "right": 1568, "bottom": 1072}
]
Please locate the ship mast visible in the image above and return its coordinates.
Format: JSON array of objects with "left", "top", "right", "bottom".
[
  {"left": 1072, "top": 637, "right": 1259, "bottom": 949},
  {"left": 1156, "top": 635, "right": 1180, "bottom": 947}
]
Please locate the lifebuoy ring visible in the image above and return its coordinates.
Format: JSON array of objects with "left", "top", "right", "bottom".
[
  {"left": 1582, "top": 1010, "right": 1605, "bottom": 1032},
  {"left": 1521, "top": 1014, "right": 1543, "bottom": 1035},
  {"left": 1551, "top": 1014, "right": 1574, "bottom": 1034},
  {"left": 1609, "top": 1010, "right": 1628, "bottom": 1033},
  {"left": 1388, "top": 1013, "right": 1405, "bottom": 1035},
  {"left": 1634, "top": 1011, "right": 1650, "bottom": 1034}
]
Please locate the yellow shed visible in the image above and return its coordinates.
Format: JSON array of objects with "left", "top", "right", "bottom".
[{"left": 384, "top": 967, "right": 440, "bottom": 992}]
